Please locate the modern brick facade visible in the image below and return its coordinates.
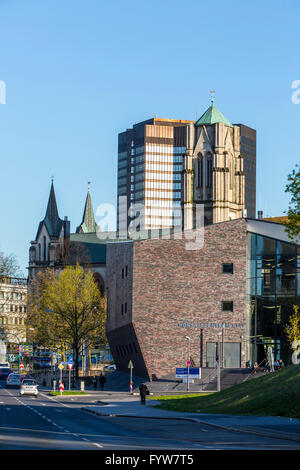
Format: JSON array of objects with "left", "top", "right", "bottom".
[{"left": 106, "top": 219, "right": 248, "bottom": 380}]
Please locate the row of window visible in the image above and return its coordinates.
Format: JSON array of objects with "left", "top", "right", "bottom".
[
  {"left": 145, "top": 190, "right": 181, "bottom": 199},
  {"left": 146, "top": 154, "right": 183, "bottom": 163},
  {"left": 115, "top": 342, "right": 138, "bottom": 358},
  {"left": 145, "top": 144, "right": 186, "bottom": 154},
  {"left": 0, "top": 291, "right": 26, "bottom": 301},
  {"left": 0, "top": 304, "right": 27, "bottom": 313},
  {"left": 145, "top": 162, "right": 182, "bottom": 172},
  {"left": 145, "top": 208, "right": 182, "bottom": 217},
  {"left": 0, "top": 316, "right": 25, "bottom": 325},
  {"left": 145, "top": 181, "right": 180, "bottom": 190},
  {"left": 145, "top": 174, "right": 181, "bottom": 184}
]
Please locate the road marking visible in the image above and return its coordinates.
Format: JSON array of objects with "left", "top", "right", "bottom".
[
  {"left": 93, "top": 443, "right": 103, "bottom": 448},
  {"left": 5, "top": 407, "right": 11, "bottom": 411}
]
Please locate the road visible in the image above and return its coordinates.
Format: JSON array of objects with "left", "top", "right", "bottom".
[{"left": 0, "top": 381, "right": 299, "bottom": 450}]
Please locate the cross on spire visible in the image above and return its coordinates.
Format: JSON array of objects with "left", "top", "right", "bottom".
[{"left": 210, "top": 90, "right": 215, "bottom": 104}]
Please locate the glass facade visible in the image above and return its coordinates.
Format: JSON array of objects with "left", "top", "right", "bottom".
[{"left": 246, "top": 233, "right": 300, "bottom": 366}]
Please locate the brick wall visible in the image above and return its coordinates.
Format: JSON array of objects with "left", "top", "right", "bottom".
[{"left": 107, "top": 219, "right": 248, "bottom": 379}]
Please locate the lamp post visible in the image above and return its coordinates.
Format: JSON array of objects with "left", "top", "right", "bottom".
[
  {"left": 217, "top": 332, "right": 222, "bottom": 392},
  {"left": 185, "top": 336, "right": 191, "bottom": 392}
]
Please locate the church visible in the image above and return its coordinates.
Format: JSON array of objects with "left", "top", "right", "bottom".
[{"left": 28, "top": 182, "right": 106, "bottom": 294}]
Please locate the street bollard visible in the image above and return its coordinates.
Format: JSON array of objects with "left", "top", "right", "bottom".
[
  {"left": 53, "top": 380, "right": 56, "bottom": 392},
  {"left": 80, "top": 381, "right": 85, "bottom": 392}
]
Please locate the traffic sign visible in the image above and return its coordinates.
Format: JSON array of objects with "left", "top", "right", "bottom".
[
  {"left": 58, "top": 363, "right": 64, "bottom": 370},
  {"left": 68, "top": 363, "right": 73, "bottom": 370},
  {"left": 59, "top": 383, "right": 64, "bottom": 392},
  {"left": 186, "top": 360, "right": 191, "bottom": 366},
  {"left": 19, "top": 363, "right": 24, "bottom": 370},
  {"left": 176, "top": 368, "right": 201, "bottom": 379}
]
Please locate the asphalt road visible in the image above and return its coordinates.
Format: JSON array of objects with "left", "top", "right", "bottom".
[{"left": 0, "top": 381, "right": 299, "bottom": 450}]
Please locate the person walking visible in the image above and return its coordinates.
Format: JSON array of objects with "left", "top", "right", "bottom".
[
  {"left": 139, "top": 383, "right": 149, "bottom": 405},
  {"left": 274, "top": 360, "right": 279, "bottom": 371},
  {"left": 99, "top": 373, "right": 106, "bottom": 391},
  {"left": 92, "top": 376, "right": 97, "bottom": 390}
]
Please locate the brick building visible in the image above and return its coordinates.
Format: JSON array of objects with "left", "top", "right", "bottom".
[{"left": 106, "top": 218, "right": 300, "bottom": 380}]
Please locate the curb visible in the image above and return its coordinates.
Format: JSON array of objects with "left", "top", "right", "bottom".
[{"left": 81, "top": 407, "right": 300, "bottom": 444}]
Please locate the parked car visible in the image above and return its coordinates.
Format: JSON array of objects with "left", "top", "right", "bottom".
[
  {"left": 0, "top": 368, "right": 12, "bottom": 380},
  {"left": 103, "top": 364, "right": 116, "bottom": 371},
  {"left": 6, "top": 373, "right": 22, "bottom": 388},
  {"left": 20, "top": 379, "right": 38, "bottom": 397}
]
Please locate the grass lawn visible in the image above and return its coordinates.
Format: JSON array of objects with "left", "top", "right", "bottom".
[
  {"left": 149, "top": 365, "right": 300, "bottom": 418},
  {"left": 50, "top": 391, "right": 88, "bottom": 396}
]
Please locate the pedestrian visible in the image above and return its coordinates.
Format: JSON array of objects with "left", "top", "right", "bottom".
[
  {"left": 279, "top": 359, "right": 284, "bottom": 369},
  {"left": 139, "top": 383, "right": 149, "bottom": 405},
  {"left": 99, "top": 373, "right": 106, "bottom": 391},
  {"left": 92, "top": 376, "right": 97, "bottom": 390},
  {"left": 274, "top": 360, "right": 279, "bottom": 371},
  {"left": 253, "top": 362, "right": 259, "bottom": 374}
]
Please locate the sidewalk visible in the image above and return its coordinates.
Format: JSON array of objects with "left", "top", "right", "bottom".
[{"left": 81, "top": 394, "right": 300, "bottom": 444}]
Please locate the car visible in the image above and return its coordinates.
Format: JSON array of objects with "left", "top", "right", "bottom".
[
  {"left": 20, "top": 379, "right": 38, "bottom": 397},
  {"left": 0, "top": 368, "right": 12, "bottom": 380},
  {"left": 6, "top": 373, "right": 22, "bottom": 388},
  {"left": 103, "top": 364, "right": 116, "bottom": 371}
]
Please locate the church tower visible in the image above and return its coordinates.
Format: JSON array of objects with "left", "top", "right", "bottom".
[
  {"left": 76, "top": 183, "right": 98, "bottom": 233},
  {"left": 183, "top": 96, "right": 245, "bottom": 229},
  {"left": 28, "top": 181, "right": 70, "bottom": 277}
]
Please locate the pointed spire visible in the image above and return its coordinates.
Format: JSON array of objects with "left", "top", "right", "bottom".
[
  {"left": 45, "top": 181, "right": 60, "bottom": 227},
  {"left": 35, "top": 180, "right": 64, "bottom": 240},
  {"left": 76, "top": 183, "right": 98, "bottom": 233}
]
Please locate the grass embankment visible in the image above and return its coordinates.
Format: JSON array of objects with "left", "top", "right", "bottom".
[
  {"left": 149, "top": 365, "right": 300, "bottom": 418},
  {"left": 50, "top": 391, "right": 88, "bottom": 396}
]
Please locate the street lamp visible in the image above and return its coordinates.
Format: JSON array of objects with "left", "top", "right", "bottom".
[
  {"left": 185, "top": 336, "right": 191, "bottom": 392},
  {"left": 217, "top": 332, "right": 222, "bottom": 392}
]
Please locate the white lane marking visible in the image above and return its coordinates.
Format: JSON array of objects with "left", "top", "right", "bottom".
[{"left": 93, "top": 443, "right": 103, "bottom": 448}]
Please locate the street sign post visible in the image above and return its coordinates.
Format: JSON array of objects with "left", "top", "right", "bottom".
[
  {"left": 128, "top": 360, "right": 134, "bottom": 394},
  {"left": 175, "top": 368, "right": 201, "bottom": 383},
  {"left": 68, "top": 363, "right": 73, "bottom": 390},
  {"left": 58, "top": 363, "right": 64, "bottom": 385}
]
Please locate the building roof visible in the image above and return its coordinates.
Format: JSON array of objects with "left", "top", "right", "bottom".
[
  {"left": 195, "top": 103, "right": 233, "bottom": 128},
  {"left": 70, "top": 233, "right": 108, "bottom": 264},
  {"left": 36, "top": 183, "right": 64, "bottom": 240},
  {"left": 76, "top": 186, "right": 98, "bottom": 234}
]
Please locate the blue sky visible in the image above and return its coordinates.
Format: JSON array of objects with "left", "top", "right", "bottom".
[{"left": 0, "top": 0, "right": 299, "bottom": 273}]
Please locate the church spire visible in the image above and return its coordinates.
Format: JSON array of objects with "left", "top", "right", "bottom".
[
  {"left": 35, "top": 180, "right": 64, "bottom": 240},
  {"left": 76, "top": 183, "right": 98, "bottom": 233}
]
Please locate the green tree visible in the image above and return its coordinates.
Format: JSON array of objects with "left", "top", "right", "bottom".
[
  {"left": 284, "top": 305, "right": 300, "bottom": 363},
  {"left": 284, "top": 165, "right": 300, "bottom": 241},
  {"left": 27, "top": 264, "right": 107, "bottom": 378}
]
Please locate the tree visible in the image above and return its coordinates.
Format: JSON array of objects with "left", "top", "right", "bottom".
[
  {"left": 284, "top": 165, "right": 300, "bottom": 241},
  {"left": 0, "top": 251, "right": 23, "bottom": 277},
  {"left": 284, "top": 305, "right": 300, "bottom": 364},
  {"left": 27, "top": 264, "right": 107, "bottom": 378}
]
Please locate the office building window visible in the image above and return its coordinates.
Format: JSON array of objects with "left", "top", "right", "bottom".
[
  {"left": 222, "top": 263, "right": 234, "bottom": 274},
  {"left": 222, "top": 301, "right": 233, "bottom": 312}
]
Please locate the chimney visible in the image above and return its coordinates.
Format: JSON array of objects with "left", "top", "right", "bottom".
[{"left": 257, "top": 210, "right": 263, "bottom": 220}]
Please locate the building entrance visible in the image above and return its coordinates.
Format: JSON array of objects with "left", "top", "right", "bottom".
[{"left": 206, "top": 342, "right": 241, "bottom": 368}]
